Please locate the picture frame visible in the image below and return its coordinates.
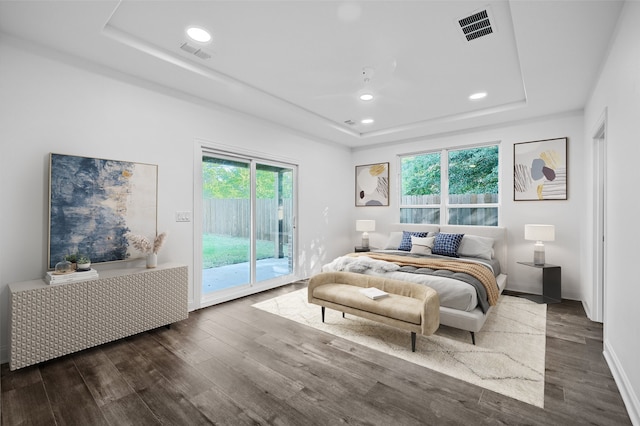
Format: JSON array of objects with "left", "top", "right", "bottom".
[
  {"left": 513, "top": 137, "right": 567, "bottom": 201},
  {"left": 355, "top": 162, "right": 389, "bottom": 206},
  {"left": 48, "top": 153, "right": 158, "bottom": 269}
]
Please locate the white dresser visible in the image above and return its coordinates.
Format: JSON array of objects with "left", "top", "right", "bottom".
[{"left": 9, "top": 263, "right": 188, "bottom": 370}]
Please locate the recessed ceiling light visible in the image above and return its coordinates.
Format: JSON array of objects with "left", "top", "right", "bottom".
[
  {"left": 359, "top": 93, "right": 374, "bottom": 101},
  {"left": 186, "top": 27, "right": 212, "bottom": 43},
  {"left": 469, "top": 92, "right": 487, "bottom": 100},
  {"left": 361, "top": 118, "right": 375, "bottom": 124}
]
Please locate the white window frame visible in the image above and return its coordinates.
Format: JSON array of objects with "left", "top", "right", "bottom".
[{"left": 398, "top": 142, "right": 501, "bottom": 226}]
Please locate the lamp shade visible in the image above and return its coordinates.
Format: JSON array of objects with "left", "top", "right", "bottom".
[
  {"left": 355, "top": 220, "right": 376, "bottom": 232},
  {"left": 524, "top": 224, "right": 555, "bottom": 241}
]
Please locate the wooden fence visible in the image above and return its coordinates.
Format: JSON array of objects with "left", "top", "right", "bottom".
[
  {"left": 400, "top": 193, "right": 498, "bottom": 226},
  {"left": 400, "top": 193, "right": 498, "bottom": 205},
  {"left": 202, "top": 198, "right": 293, "bottom": 241}
]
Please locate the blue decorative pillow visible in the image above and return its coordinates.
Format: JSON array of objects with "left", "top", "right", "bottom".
[
  {"left": 398, "top": 231, "right": 429, "bottom": 251},
  {"left": 432, "top": 233, "right": 465, "bottom": 257}
]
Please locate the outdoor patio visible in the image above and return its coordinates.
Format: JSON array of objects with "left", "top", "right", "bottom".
[{"left": 202, "top": 257, "right": 291, "bottom": 294}]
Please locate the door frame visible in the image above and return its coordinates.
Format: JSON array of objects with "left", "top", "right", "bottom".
[
  {"left": 193, "top": 140, "right": 299, "bottom": 310},
  {"left": 592, "top": 109, "right": 607, "bottom": 323}
]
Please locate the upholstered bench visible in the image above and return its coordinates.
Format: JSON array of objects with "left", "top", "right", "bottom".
[{"left": 308, "top": 271, "right": 439, "bottom": 351}]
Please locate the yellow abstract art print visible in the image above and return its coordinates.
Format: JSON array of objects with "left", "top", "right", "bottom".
[{"left": 356, "top": 162, "right": 389, "bottom": 206}]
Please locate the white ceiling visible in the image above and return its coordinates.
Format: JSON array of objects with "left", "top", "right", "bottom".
[{"left": 0, "top": 1, "right": 624, "bottom": 148}]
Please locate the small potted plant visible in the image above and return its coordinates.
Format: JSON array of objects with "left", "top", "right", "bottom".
[
  {"left": 76, "top": 255, "right": 91, "bottom": 271},
  {"left": 64, "top": 253, "right": 78, "bottom": 270}
]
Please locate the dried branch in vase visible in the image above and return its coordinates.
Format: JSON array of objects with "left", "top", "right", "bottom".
[
  {"left": 153, "top": 232, "right": 167, "bottom": 254},
  {"left": 126, "top": 232, "right": 168, "bottom": 254}
]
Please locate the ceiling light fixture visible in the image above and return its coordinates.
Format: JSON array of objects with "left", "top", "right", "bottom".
[
  {"left": 361, "top": 118, "right": 375, "bottom": 124},
  {"left": 186, "top": 27, "right": 212, "bottom": 43},
  {"left": 469, "top": 92, "right": 487, "bottom": 100},
  {"left": 359, "top": 93, "right": 374, "bottom": 101}
]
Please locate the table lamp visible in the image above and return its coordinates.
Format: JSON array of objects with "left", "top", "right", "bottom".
[
  {"left": 356, "top": 220, "right": 376, "bottom": 249},
  {"left": 524, "top": 224, "right": 555, "bottom": 265}
]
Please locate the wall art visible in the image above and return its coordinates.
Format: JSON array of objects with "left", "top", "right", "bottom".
[
  {"left": 514, "top": 138, "right": 567, "bottom": 201},
  {"left": 48, "top": 153, "right": 158, "bottom": 268},
  {"left": 356, "top": 162, "right": 389, "bottom": 206}
]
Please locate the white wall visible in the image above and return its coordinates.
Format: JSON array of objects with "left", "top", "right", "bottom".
[
  {"left": 351, "top": 112, "right": 586, "bottom": 298},
  {"left": 584, "top": 2, "right": 640, "bottom": 423},
  {"left": 0, "top": 37, "right": 353, "bottom": 363}
]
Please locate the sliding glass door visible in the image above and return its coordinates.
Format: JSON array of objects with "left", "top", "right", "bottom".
[
  {"left": 200, "top": 152, "right": 296, "bottom": 300},
  {"left": 255, "top": 163, "right": 294, "bottom": 283},
  {"left": 201, "top": 156, "right": 251, "bottom": 293}
]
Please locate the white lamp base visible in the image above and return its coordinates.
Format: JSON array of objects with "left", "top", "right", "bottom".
[
  {"left": 533, "top": 241, "right": 545, "bottom": 265},
  {"left": 361, "top": 232, "right": 370, "bottom": 249}
]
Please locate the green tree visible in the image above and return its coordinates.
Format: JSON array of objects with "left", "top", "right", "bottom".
[
  {"left": 202, "top": 159, "right": 250, "bottom": 198},
  {"left": 401, "top": 152, "right": 441, "bottom": 196},
  {"left": 402, "top": 146, "right": 498, "bottom": 196},
  {"left": 202, "top": 158, "right": 293, "bottom": 199},
  {"left": 448, "top": 146, "right": 498, "bottom": 195}
]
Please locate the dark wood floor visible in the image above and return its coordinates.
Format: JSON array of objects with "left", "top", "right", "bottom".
[{"left": 1, "top": 281, "right": 632, "bottom": 425}]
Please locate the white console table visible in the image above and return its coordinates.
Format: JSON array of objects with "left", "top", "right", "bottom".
[{"left": 9, "top": 263, "right": 188, "bottom": 370}]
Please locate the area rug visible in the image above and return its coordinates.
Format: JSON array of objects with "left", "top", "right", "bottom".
[{"left": 252, "top": 288, "right": 546, "bottom": 407}]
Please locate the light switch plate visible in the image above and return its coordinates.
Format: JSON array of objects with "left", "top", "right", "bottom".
[{"left": 175, "top": 211, "right": 192, "bottom": 222}]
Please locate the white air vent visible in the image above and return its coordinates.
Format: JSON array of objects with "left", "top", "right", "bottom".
[
  {"left": 180, "top": 42, "right": 212, "bottom": 60},
  {"left": 194, "top": 49, "right": 211, "bottom": 60},
  {"left": 344, "top": 119, "right": 356, "bottom": 126},
  {"left": 457, "top": 7, "right": 496, "bottom": 42}
]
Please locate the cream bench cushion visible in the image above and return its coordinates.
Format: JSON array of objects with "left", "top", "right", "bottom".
[{"left": 308, "top": 271, "right": 439, "bottom": 351}]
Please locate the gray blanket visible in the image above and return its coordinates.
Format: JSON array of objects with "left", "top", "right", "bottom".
[
  {"left": 398, "top": 265, "right": 490, "bottom": 312},
  {"left": 380, "top": 252, "right": 499, "bottom": 313},
  {"left": 322, "top": 252, "right": 501, "bottom": 313}
]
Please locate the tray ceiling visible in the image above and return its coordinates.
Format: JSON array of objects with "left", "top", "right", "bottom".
[{"left": 0, "top": 1, "right": 624, "bottom": 147}]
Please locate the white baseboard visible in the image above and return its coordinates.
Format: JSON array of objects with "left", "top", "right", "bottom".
[
  {"left": 582, "top": 299, "right": 592, "bottom": 320},
  {"left": 581, "top": 299, "right": 603, "bottom": 323},
  {"left": 604, "top": 339, "right": 640, "bottom": 426}
]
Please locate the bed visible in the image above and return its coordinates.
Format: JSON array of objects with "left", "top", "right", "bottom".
[{"left": 322, "top": 224, "right": 507, "bottom": 344}]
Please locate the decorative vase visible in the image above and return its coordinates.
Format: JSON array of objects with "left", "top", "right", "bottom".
[
  {"left": 146, "top": 253, "right": 157, "bottom": 268},
  {"left": 77, "top": 262, "right": 91, "bottom": 271}
]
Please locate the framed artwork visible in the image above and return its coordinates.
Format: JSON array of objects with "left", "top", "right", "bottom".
[
  {"left": 356, "top": 162, "right": 389, "bottom": 206},
  {"left": 514, "top": 137, "right": 567, "bottom": 201},
  {"left": 48, "top": 153, "right": 158, "bottom": 268}
]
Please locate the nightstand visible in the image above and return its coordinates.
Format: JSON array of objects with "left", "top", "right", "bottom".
[
  {"left": 517, "top": 262, "right": 561, "bottom": 304},
  {"left": 354, "top": 246, "right": 370, "bottom": 252}
]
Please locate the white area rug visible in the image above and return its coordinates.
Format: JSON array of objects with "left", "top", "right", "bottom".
[{"left": 253, "top": 288, "right": 547, "bottom": 407}]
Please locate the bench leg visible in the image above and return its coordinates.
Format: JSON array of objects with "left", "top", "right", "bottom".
[
  {"left": 321, "top": 306, "right": 325, "bottom": 323},
  {"left": 470, "top": 331, "right": 476, "bottom": 345},
  {"left": 342, "top": 312, "right": 345, "bottom": 318},
  {"left": 411, "top": 332, "right": 416, "bottom": 352}
]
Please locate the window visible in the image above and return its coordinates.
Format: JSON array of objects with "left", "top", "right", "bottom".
[{"left": 400, "top": 144, "right": 499, "bottom": 226}]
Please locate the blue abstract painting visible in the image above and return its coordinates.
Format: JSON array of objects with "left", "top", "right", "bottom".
[{"left": 48, "top": 153, "right": 157, "bottom": 268}]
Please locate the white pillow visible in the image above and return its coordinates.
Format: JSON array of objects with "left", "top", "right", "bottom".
[
  {"left": 457, "top": 235, "right": 494, "bottom": 260},
  {"left": 410, "top": 235, "right": 435, "bottom": 255},
  {"left": 383, "top": 231, "right": 404, "bottom": 249}
]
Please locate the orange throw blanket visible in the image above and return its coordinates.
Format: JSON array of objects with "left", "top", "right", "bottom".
[{"left": 349, "top": 252, "right": 499, "bottom": 306}]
